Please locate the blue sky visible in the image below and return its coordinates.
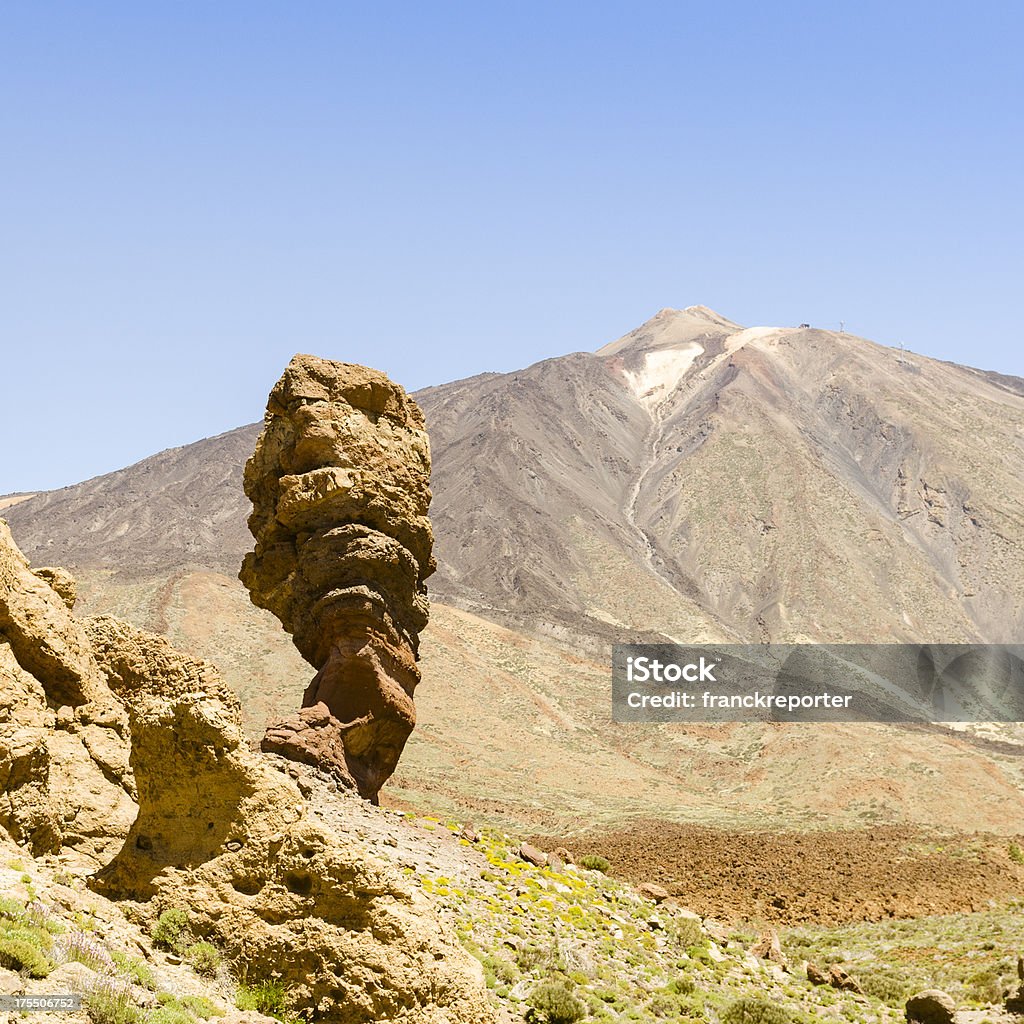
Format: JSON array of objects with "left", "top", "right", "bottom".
[{"left": 1, "top": 2, "right": 1022, "bottom": 493}]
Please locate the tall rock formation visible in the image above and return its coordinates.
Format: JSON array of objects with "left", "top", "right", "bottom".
[{"left": 239, "top": 355, "right": 435, "bottom": 801}]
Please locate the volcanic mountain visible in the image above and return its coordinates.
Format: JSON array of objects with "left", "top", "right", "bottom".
[{"left": 6, "top": 307, "right": 1024, "bottom": 832}]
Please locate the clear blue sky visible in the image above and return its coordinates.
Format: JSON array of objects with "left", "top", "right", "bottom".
[{"left": 2, "top": 2, "right": 1022, "bottom": 494}]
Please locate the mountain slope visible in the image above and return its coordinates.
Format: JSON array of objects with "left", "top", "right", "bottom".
[{"left": 5, "top": 306, "right": 1024, "bottom": 835}]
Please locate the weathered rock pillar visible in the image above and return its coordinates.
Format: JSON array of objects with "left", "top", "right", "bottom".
[{"left": 240, "top": 355, "right": 434, "bottom": 801}]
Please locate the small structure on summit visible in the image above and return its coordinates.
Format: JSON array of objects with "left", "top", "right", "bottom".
[{"left": 240, "top": 354, "right": 435, "bottom": 802}]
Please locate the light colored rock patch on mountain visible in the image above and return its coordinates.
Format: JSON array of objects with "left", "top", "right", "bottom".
[{"left": 622, "top": 342, "right": 704, "bottom": 404}]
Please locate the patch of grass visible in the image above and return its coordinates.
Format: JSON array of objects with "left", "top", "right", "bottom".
[
  {"left": 148, "top": 1008, "right": 194, "bottom": 1024},
  {"left": 965, "top": 966, "right": 1010, "bottom": 1005},
  {"left": 185, "top": 941, "right": 221, "bottom": 977},
  {"left": 235, "top": 980, "right": 292, "bottom": 1021},
  {"left": 179, "top": 995, "right": 225, "bottom": 1019},
  {"left": 151, "top": 908, "right": 190, "bottom": 955},
  {"left": 859, "top": 966, "right": 912, "bottom": 1006},
  {"left": 1009, "top": 842, "right": 1024, "bottom": 865},
  {"left": 578, "top": 855, "right": 611, "bottom": 874}
]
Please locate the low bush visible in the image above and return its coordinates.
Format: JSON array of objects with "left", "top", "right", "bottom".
[
  {"left": 0, "top": 935, "right": 53, "bottom": 977},
  {"left": 152, "top": 909, "right": 190, "bottom": 954},
  {"left": 720, "top": 995, "right": 796, "bottom": 1024},
  {"left": 179, "top": 995, "right": 225, "bottom": 1019},
  {"left": 185, "top": 941, "right": 221, "bottom": 977},
  {"left": 0, "top": 897, "right": 25, "bottom": 920},
  {"left": 578, "top": 855, "right": 611, "bottom": 873},
  {"left": 148, "top": 1007, "right": 193, "bottom": 1024},
  {"left": 235, "top": 980, "right": 292, "bottom": 1021},
  {"left": 526, "top": 980, "right": 586, "bottom": 1024},
  {"left": 112, "top": 951, "right": 157, "bottom": 991},
  {"left": 859, "top": 967, "right": 913, "bottom": 1006}
]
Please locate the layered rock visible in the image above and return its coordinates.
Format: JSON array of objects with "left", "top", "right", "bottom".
[{"left": 239, "top": 355, "right": 434, "bottom": 801}]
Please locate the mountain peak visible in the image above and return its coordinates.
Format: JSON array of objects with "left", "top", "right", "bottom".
[{"left": 597, "top": 306, "right": 743, "bottom": 359}]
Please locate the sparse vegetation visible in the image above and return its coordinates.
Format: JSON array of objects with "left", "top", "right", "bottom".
[
  {"left": 151, "top": 907, "right": 191, "bottom": 954},
  {"left": 56, "top": 929, "right": 116, "bottom": 972},
  {"left": 235, "top": 980, "right": 293, "bottom": 1021},
  {"left": 721, "top": 995, "right": 797, "bottom": 1023},
  {"left": 85, "top": 978, "right": 143, "bottom": 1024},
  {"left": 1009, "top": 842, "right": 1024, "bottom": 864},
  {"left": 112, "top": 950, "right": 158, "bottom": 990},
  {"left": 186, "top": 940, "right": 221, "bottom": 977},
  {"left": 577, "top": 854, "right": 610, "bottom": 873}
]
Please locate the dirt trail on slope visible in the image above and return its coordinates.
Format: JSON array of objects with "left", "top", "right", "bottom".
[{"left": 539, "top": 823, "right": 1024, "bottom": 926}]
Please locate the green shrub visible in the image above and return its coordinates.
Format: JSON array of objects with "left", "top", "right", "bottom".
[
  {"left": 671, "top": 917, "right": 706, "bottom": 948},
  {"left": 0, "top": 897, "right": 25, "bottom": 920},
  {"left": 179, "top": 995, "right": 225, "bottom": 1019},
  {"left": 966, "top": 968, "right": 1007, "bottom": 1005},
  {"left": 648, "top": 991, "right": 689, "bottom": 1017},
  {"left": 235, "top": 980, "right": 291, "bottom": 1020},
  {"left": 112, "top": 951, "right": 157, "bottom": 990},
  {"left": 152, "top": 908, "right": 190, "bottom": 954},
  {"left": 186, "top": 941, "right": 221, "bottom": 977},
  {"left": 526, "top": 981, "right": 586, "bottom": 1024},
  {"left": 721, "top": 996, "right": 795, "bottom": 1024},
  {"left": 517, "top": 944, "right": 564, "bottom": 974},
  {"left": 666, "top": 975, "right": 697, "bottom": 996},
  {"left": 1009, "top": 843, "right": 1024, "bottom": 864},
  {"left": 148, "top": 1007, "right": 193, "bottom": 1024},
  {"left": 859, "top": 967, "right": 912, "bottom": 1006},
  {"left": 0, "top": 934, "right": 53, "bottom": 977},
  {"left": 578, "top": 855, "right": 611, "bottom": 873}
]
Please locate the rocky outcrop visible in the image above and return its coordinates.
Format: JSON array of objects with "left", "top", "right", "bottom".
[
  {"left": 239, "top": 355, "right": 435, "bottom": 801},
  {"left": 91, "top": 618, "right": 492, "bottom": 1024},
  {"left": 0, "top": 520, "right": 135, "bottom": 864},
  {"left": 0, "top": 522, "right": 493, "bottom": 1023}
]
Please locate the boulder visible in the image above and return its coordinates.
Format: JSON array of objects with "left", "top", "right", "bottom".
[
  {"left": 638, "top": 882, "right": 669, "bottom": 903},
  {"left": 806, "top": 962, "right": 829, "bottom": 985},
  {"left": 751, "top": 927, "right": 787, "bottom": 969},
  {"left": 519, "top": 843, "right": 547, "bottom": 867},
  {"left": 905, "top": 989, "right": 956, "bottom": 1024},
  {"left": 239, "top": 356, "right": 434, "bottom": 801},
  {"left": 828, "top": 964, "right": 863, "bottom": 994}
]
